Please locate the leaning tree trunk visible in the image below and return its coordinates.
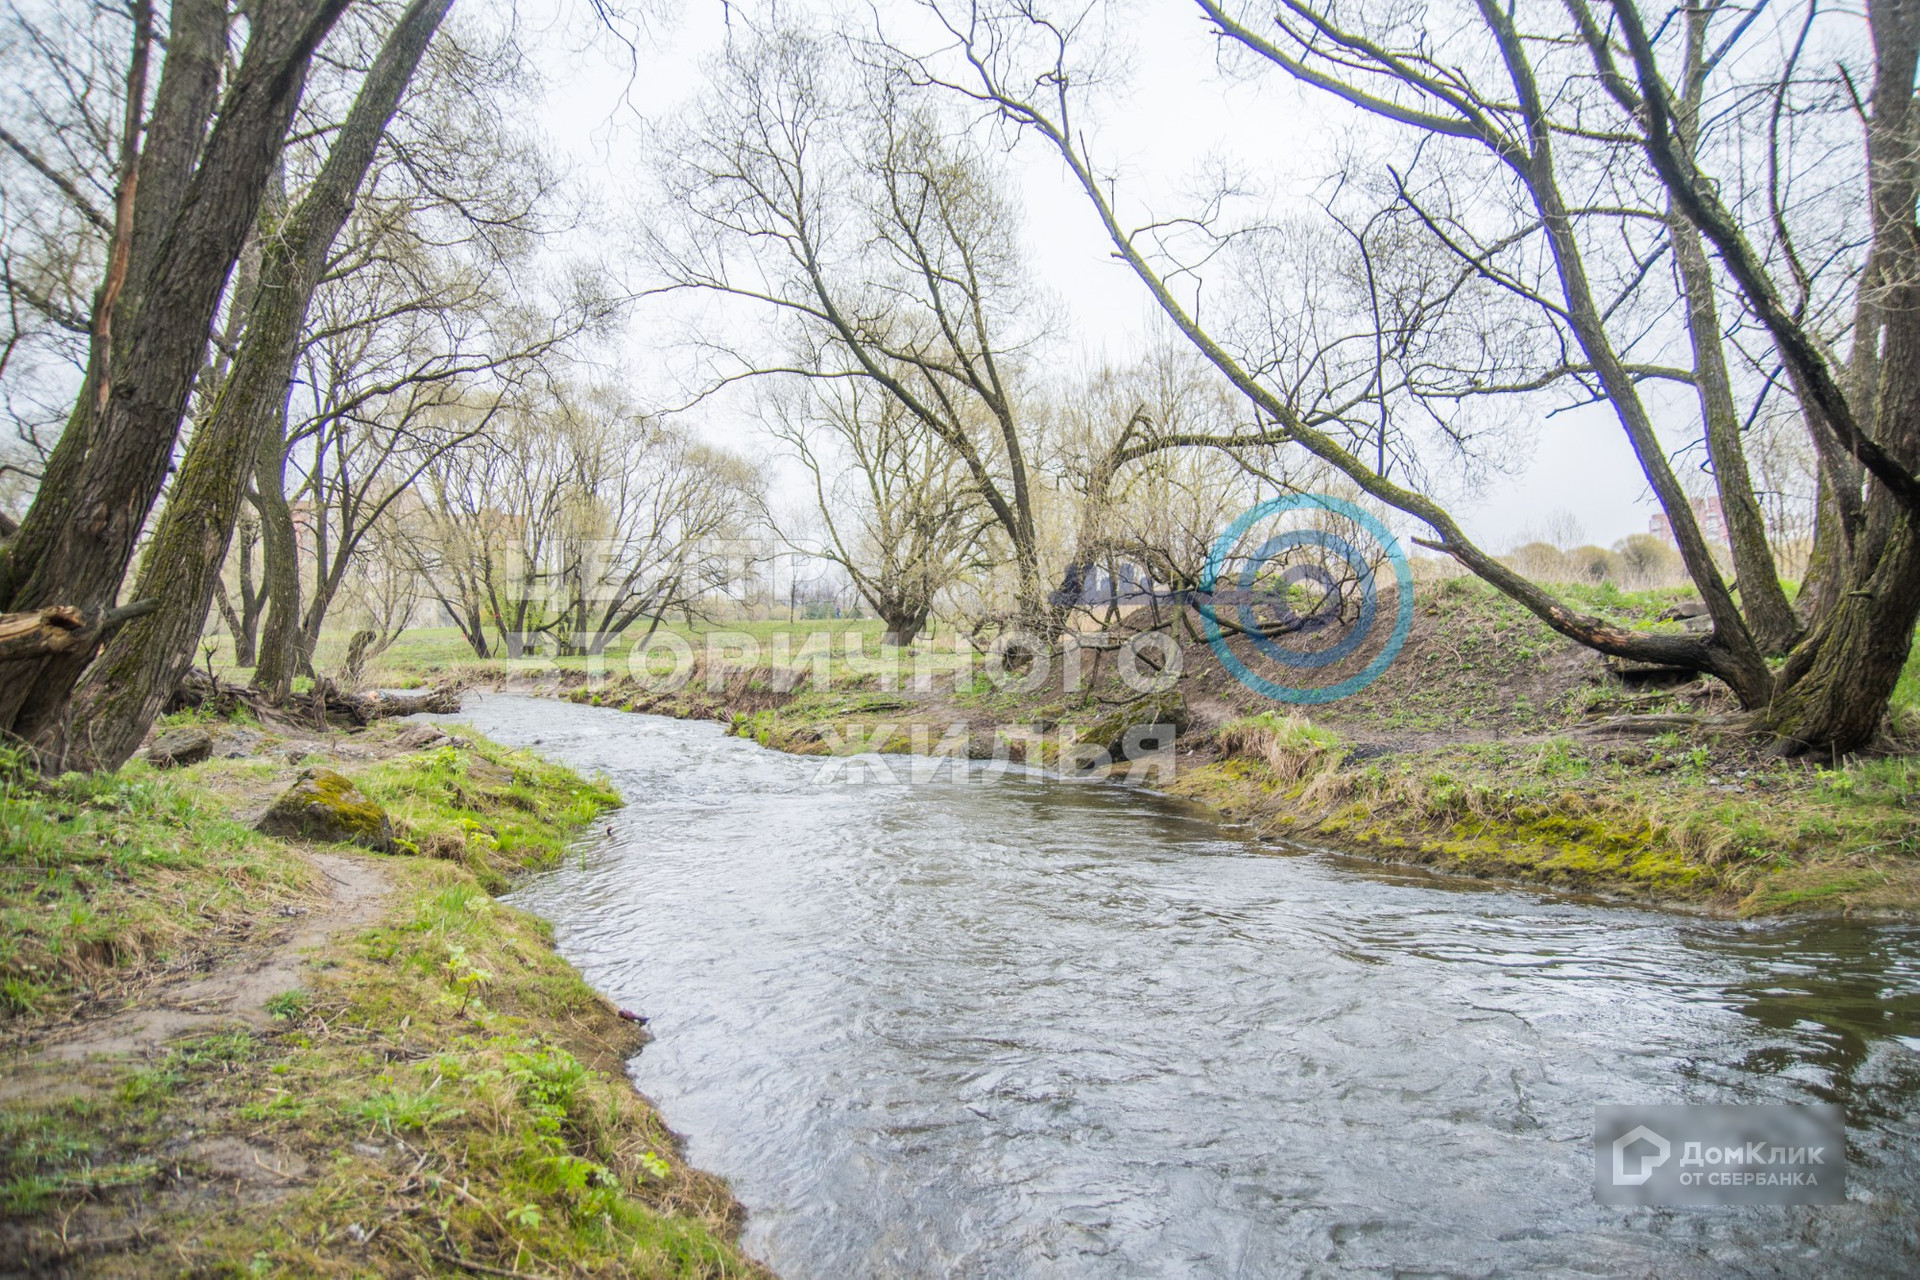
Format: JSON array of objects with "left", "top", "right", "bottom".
[
  {"left": 55, "top": 0, "right": 453, "bottom": 772},
  {"left": 213, "top": 579, "right": 255, "bottom": 666},
  {"left": 0, "top": 0, "right": 351, "bottom": 752},
  {"left": 1, "top": 0, "right": 227, "bottom": 602}
]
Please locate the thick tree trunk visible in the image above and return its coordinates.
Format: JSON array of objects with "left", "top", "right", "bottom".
[
  {"left": 55, "top": 0, "right": 451, "bottom": 771},
  {"left": 0, "top": 0, "right": 350, "bottom": 751},
  {"left": 1764, "top": 515, "right": 1920, "bottom": 753},
  {"left": 1767, "top": 214, "right": 1920, "bottom": 752},
  {"left": 879, "top": 606, "right": 928, "bottom": 647},
  {"left": 7, "top": 0, "right": 227, "bottom": 566}
]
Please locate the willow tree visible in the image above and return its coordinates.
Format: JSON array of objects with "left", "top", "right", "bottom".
[
  {"left": 920, "top": 0, "right": 1920, "bottom": 753},
  {"left": 650, "top": 26, "right": 1055, "bottom": 634},
  {"left": 765, "top": 376, "right": 988, "bottom": 645},
  {"left": 0, "top": 0, "right": 354, "bottom": 752},
  {"left": 247, "top": 15, "right": 580, "bottom": 701},
  {"left": 53, "top": 0, "right": 454, "bottom": 771}
]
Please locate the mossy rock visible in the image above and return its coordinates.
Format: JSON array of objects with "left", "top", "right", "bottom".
[
  {"left": 257, "top": 767, "right": 397, "bottom": 853},
  {"left": 1079, "top": 689, "right": 1191, "bottom": 761}
]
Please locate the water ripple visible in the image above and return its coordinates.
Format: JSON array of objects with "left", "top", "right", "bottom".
[{"left": 424, "top": 697, "right": 1920, "bottom": 1278}]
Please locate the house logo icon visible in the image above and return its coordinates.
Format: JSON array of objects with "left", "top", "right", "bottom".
[{"left": 1611, "top": 1124, "right": 1670, "bottom": 1186}]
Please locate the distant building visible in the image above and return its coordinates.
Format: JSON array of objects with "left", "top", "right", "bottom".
[{"left": 1650, "top": 496, "right": 1728, "bottom": 545}]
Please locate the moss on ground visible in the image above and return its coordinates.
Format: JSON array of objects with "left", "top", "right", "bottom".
[
  {"left": 356, "top": 739, "right": 621, "bottom": 892},
  {"left": 0, "top": 730, "right": 759, "bottom": 1277},
  {"left": 1169, "top": 728, "right": 1920, "bottom": 915}
]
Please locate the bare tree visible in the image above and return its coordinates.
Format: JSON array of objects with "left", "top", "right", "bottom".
[
  {"left": 405, "top": 385, "right": 761, "bottom": 658},
  {"left": 765, "top": 375, "right": 987, "bottom": 645},
  {"left": 549, "top": 403, "right": 763, "bottom": 655},
  {"left": 909, "top": 0, "right": 1920, "bottom": 751},
  {"left": 649, "top": 24, "right": 1058, "bottom": 632},
  {"left": 238, "top": 11, "right": 597, "bottom": 701}
]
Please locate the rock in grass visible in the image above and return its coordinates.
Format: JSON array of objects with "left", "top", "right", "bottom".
[
  {"left": 257, "top": 767, "right": 397, "bottom": 853},
  {"left": 1078, "top": 689, "right": 1191, "bottom": 762},
  {"left": 146, "top": 727, "right": 213, "bottom": 768},
  {"left": 392, "top": 723, "right": 451, "bottom": 751}
]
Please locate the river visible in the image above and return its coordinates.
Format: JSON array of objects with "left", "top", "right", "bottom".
[{"left": 434, "top": 695, "right": 1920, "bottom": 1276}]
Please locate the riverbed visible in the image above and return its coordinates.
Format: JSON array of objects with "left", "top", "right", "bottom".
[{"left": 433, "top": 695, "right": 1920, "bottom": 1276}]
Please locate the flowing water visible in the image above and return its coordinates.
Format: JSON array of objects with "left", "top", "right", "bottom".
[{"left": 433, "top": 695, "right": 1920, "bottom": 1277}]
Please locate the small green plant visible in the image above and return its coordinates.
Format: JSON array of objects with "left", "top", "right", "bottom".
[
  {"left": 506, "top": 1045, "right": 591, "bottom": 1135},
  {"left": 238, "top": 1092, "right": 308, "bottom": 1122},
  {"left": 350, "top": 1086, "right": 463, "bottom": 1135},
  {"left": 442, "top": 944, "right": 493, "bottom": 1014},
  {"left": 265, "top": 988, "right": 310, "bottom": 1021}
]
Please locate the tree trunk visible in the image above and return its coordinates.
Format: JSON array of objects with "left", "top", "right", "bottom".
[
  {"left": 233, "top": 515, "right": 265, "bottom": 665},
  {"left": 298, "top": 560, "right": 349, "bottom": 669},
  {"left": 1767, "top": 241, "right": 1920, "bottom": 753},
  {"left": 879, "top": 606, "right": 928, "bottom": 647},
  {"left": 1671, "top": 213, "right": 1802, "bottom": 653},
  {"left": 1798, "top": 465, "right": 1853, "bottom": 627},
  {"left": 0, "top": 0, "right": 350, "bottom": 751},
  {"left": 252, "top": 409, "right": 304, "bottom": 702},
  {"left": 1764, "top": 516, "right": 1920, "bottom": 753},
  {"left": 5, "top": 0, "right": 227, "bottom": 577},
  {"left": 54, "top": 0, "right": 450, "bottom": 770},
  {"left": 1663, "top": 6, "right": 1802, "bottom": 656},
  {"left": 212, "top": 579, "right": 249, "bottom": 664},
  {"left": 337, "top": 628, "right": 377, "bottom": 690}
]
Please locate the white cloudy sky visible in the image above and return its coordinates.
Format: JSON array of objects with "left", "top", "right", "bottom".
[{"left": 512, "top": 0, "right": 1666, "bottom": 551}]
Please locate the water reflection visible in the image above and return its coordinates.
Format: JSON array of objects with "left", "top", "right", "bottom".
[{"left": 428, "top": 696, "right": 1920, "bottom": 1277}]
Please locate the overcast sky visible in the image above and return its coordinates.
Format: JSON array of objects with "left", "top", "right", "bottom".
[{"left": 516, "top": 0, "right": 1667, "bottom": 552}]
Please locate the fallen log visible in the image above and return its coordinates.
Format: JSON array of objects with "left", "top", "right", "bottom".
[
  {"left": 170, "top": 669, "right": 462, "bottom": 728},
  {"left": 0, "top": 599, "right": 158, "bottom": 663},
  {"left": 306, "top": 678, "right": 461, "bottom": 726}
]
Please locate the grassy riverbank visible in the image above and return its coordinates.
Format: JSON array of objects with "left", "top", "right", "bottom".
[
  {"left": 0, "top": 721, "right": 761, "bottom": 1276},
  {"left": 365, "top": 578, "right": 1920, "bottom": 919}
]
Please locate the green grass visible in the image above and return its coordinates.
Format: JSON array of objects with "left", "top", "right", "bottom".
[
  {"left": 354, "top": 738, "right": 621, "bottom": 891},
  {"left": 1180, "top": 726, "right": 1920, "bottom": 912},
  {"left": 0, "top": 730, "right": 757, "bottom": 1276},
  {"left": 0, "top": 750, "right": 311, "bottom": 1022}
]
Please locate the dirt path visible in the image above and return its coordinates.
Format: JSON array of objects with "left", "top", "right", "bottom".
[{"left": 22, "top": 850, "right": 389, "bottom": 1069}]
